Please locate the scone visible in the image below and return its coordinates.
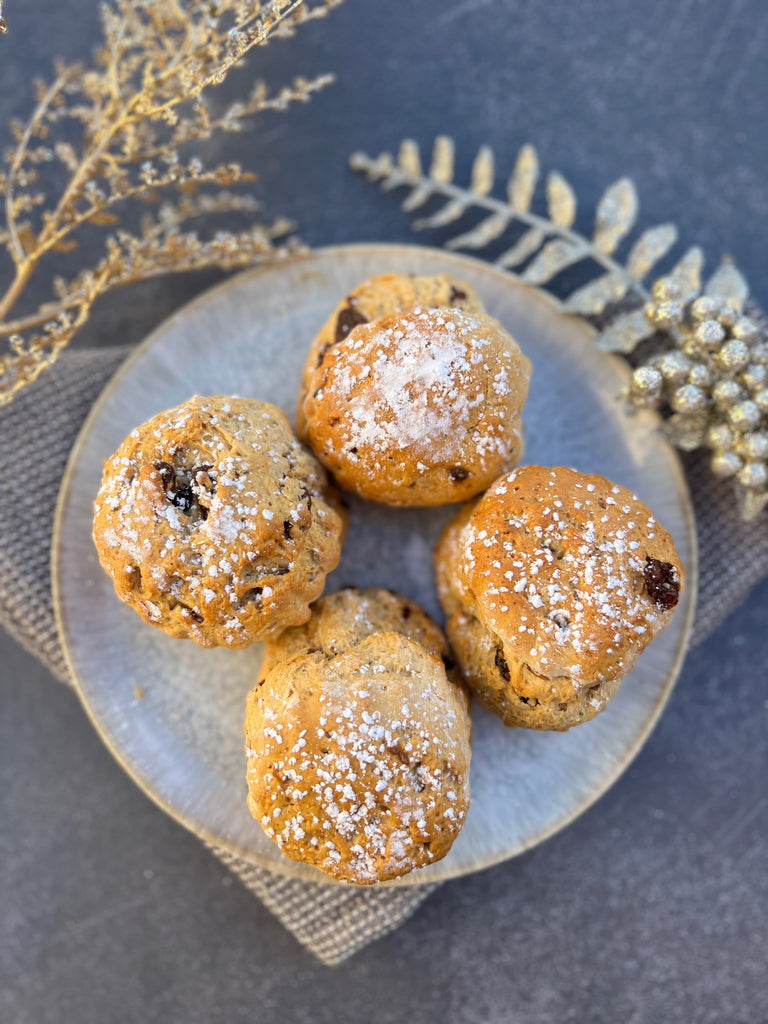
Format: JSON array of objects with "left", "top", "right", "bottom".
[
  {"left": 301, "top": 306, "right": 532, "bottom": 506},
  {"left": 93, "top": 395, "right": 346, "bottom": 648},
  {"left": 434, "top": 465, "right": 684, "bottom": 730},
  {"left": 244, "top": 588, "right": 472, "bottom": 884},
  {"left": 296, "top": 272, "right": 484, "bottom": 436}
]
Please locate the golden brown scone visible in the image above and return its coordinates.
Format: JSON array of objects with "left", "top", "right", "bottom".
[
  {"left": 301, "top": 306, "right": 532, "bottom": 506},
  {"left": 245, "top": 588, "right": 471, "bottom": 884},
  {"left": 93, "top": 395, "right": 346, "bottom": 649},
  {"left": 435, "top": 465, "right": 684, "bottom": 730},
  {"left": 296, "top": 273, "right": 484, "bottom": 436}
]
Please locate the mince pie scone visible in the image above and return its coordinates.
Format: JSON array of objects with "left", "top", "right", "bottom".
[
  {"left": 245, "top": 587, "right": 471, "bottom": 883},
  {"left": 435, "top": 465, "right": 684, "bottom": 730},
  {"left": 93, "top": 395, "right": 345, "bottom": 648}
]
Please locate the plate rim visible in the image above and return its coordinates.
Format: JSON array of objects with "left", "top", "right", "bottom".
[{"left": 52, "top": 242, "right": 698, "bottom": 886}]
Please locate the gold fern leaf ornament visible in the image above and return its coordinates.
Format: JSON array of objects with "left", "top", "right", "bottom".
[
  {"left": 351, "top": 137, "right": 766, "bottom": 519},
  {"left": 351, "top": 137, "right": 680, "bottom": 318}
]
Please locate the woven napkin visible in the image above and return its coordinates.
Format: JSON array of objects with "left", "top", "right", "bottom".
[{"left": 2, "top": 327, "right": 768, "bottom": 965}]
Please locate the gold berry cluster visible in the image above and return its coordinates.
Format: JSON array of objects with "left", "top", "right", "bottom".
[{"left": 630, "top": 279, "right": 768, "bottom": 518}]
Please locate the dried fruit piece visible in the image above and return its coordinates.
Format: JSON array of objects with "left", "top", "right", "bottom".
[{"left": 643, "top": 556, "right": 680, "bottom": 610}]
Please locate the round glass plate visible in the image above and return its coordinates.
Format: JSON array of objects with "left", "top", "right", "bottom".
[{"left": 53, "top": 244, "right": 697, "bottom": 886}]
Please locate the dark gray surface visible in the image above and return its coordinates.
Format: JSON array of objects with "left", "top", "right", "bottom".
[{"left": 2, "top": 1, "right": 767, "bottom": 1022}]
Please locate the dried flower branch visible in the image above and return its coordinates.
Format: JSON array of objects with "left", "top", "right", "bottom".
[{"left": 0, "top": 0, "right": 343, "bottom": 403}]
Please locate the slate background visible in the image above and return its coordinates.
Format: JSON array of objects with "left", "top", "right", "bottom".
[{"left": 2, "top": 2, "right": 767, "bottom": 1022}]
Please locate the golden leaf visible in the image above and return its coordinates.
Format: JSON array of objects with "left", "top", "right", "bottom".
[
  {"left": 507, "top": 144, "right": 538, "bottom": 212},
  {"left": 53, "top": 276, "right": 69, "bottom": 299},
  {"left": 89, "top": 211, "right": 120, "bottom": 227},
  {"left": 494, "top": 228, "right": 546, "bottom": 270},
  {"left": 521, "top": 238, "right": 585, "bottom": 285},
  {"left": 667, "top": 246, "right": 704, "bottom": 305},
  {"left": 348, "top": 151, "right": 394, "bottom": 180},
  {"left": 429, "top": 135, "right": 454, "bottom": 184},
  {"left": 470, "top": 146, "right": 494, "bottom": 197},
  {"left": 11, "top": 192, "right": 47, "bottom": 215},
  {"left": 595, "top": 308, "right": 653, "bottom": 353},
  {"left": 413, "top": 198, "right": 468, "bottom": 231},
  {"left": 546, "top": 172, "right": 576, "bottom": 229},
  {"left": 17, "top": 224, "right": 38, "bottom": 255},
  {"left": 704, "top": 258, "right": 749, "bottom": 312},
  {"left": 626, "top": 223, "right": 678, "bottom": 280},
  {"left": 593, "top": 177, "right": 638, "bottom": 254},
  {"left": 445, "top": 211, "right": 510, "bottom": 251},
  {"left": 397, "top": 139, "right": 422, "bottom": 178},
  {"left": 401, "top": 183, "right": 434, "bottom": 212},
  {"left": 561, "top": 273, "right": 629, "bottom": 316}
]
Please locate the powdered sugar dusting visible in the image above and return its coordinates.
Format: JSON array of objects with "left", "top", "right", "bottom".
[
  {"left": 304, "top": 306, "right": 531, "bottom": 502},
  {"left": 246, "top": 622, "right": 471, "bottom": 883},
  {"left": 456, "top": 466, "right": 683, "bottom": 684}
]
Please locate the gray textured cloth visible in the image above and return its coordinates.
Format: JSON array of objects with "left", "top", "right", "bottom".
[{"left": 1, "top": 331, "right": 767, "bottom": 964}]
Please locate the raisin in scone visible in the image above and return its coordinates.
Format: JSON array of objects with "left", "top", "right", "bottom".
[
  {"left": 245, "top": 588, "right": 471, "bottom": 884},
  {"left": 93, "top": 395, "right": 346, "bottom": 648},
  {"left": 301, "top": 306, "right": 532, "bottom": 507},
  {"left": 434, "top": 465, "right": 684, "bottom": 730},
  {"left": 296, "top": 272, "right": 484, "bottom": 436}
]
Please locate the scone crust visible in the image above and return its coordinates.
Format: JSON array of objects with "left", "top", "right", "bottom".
[
  {"left": 260, "top": 586, "right": 463, "bottom": 682},
  {"left": 435, "top": 465, "right": 684, "bottom": 730},
  {"left": 296, "top": 273, "right": 484, "bottom": 436},
  {"left": 93, "top": 395, "right": 346, "bottom": 648},
  {"left": 302, "top": 306, "right": 532, "bottom": 506},
  {"left": 245, "top": 588, "right": 471, "bottom": 883}
]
